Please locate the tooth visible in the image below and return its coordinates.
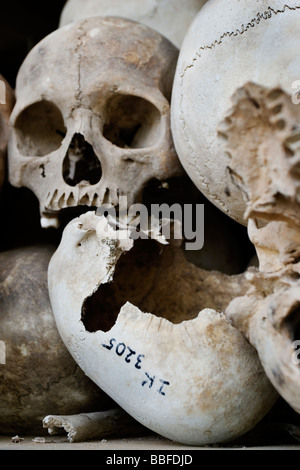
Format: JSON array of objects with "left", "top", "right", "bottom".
[
  {"left": 91, "top": 194, "right": 97, "bottom": 206},
  {"left": 58, "top": 193, "right": 66, "bottom": 209},
  {"left": 67, "top": 192, "right": 76, "bottom": 207},
  {"left": 79, "top": 193, "right": 89, "bottom": 205},
  {"left": 40, "top": 215, "right": 60, "bottom": 229}
]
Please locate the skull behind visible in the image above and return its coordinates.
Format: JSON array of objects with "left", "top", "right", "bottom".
[
  {"left": 8, "top": 17, "right": 182, "bottom": 227},
  {"left": 59, "top": 0, "right": 209, "bottom": 48}
]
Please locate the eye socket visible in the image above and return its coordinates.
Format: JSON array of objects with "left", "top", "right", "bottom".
[
  {"left": 103, "top": 94, "right": 162, "bottom": 149},
  {"left": 15, "top": 100, "right": 66, "bottom": 157}
]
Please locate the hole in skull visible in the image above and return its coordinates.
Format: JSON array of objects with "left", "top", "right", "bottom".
[
  {"left": 282, "top": 302, "right": 300, "bottom": 344},
  {"left": 103, "top": 94, "right": 161, "bottom": 149},
  {"left": 62, "top": 133, "right": 102, "bottom": 186},
  {"left": 81, "top": 239, "right": 205, "bottom": 333},
  {"left": 15, "top": 100, "right": 66, "bottom": 156}
]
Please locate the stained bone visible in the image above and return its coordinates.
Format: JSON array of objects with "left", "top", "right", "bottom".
[
  {"left": 0, "top": 245, "right": 114, "bottom": 434},
  {"left": 8, "top": 17, "right": 183, "bottom": 226},
  {"left": 47, "top": 212, "right": 277, "bottom": 445},
  {"left": 171, "top": 0, "right": 300, "bottom": 225},
  {"left": 59, "top": 0, "right": 208, "bottom": 47},
  {"left": 43, "top": 409, "right": 147, "bottom": 442},
  {"left": 222, "top": 82, "right": 300, "bottom": 413}
]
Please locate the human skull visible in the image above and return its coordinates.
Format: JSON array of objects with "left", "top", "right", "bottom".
[
  {"left": 47, "top": 211, "right": 277, "bottom": 446},
  {"left": 0, "top": 244, "right": 114, "bottom": 434},
  {"left": 0, "top": 75, "right": 15, "bottom": 194},
  {"left": 171, "top": 0, "right": 300, "bottom": 225},
  {"left": 59, "top": 0, "right": 208, "bottom": 48},
  {"left": 8, "top": 17, "right": 182, "bottom": 228}
]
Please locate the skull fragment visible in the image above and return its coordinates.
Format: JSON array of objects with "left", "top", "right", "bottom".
[
  {"left": 59, "top": 0, "right": 209, "bottom": 48},
  {"left": 171, "top": 0, "right": 300, "bottom": 225},
  {"left": 223, "top": 82, "right": 300, "bottom": 413}
]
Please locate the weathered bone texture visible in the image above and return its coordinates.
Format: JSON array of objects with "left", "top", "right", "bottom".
[
  {"left": 0, "top": 245, "right": 114, "bottom": 434},
  {"left": 59, "top": 0, "right": 208, "bottom": 47},
  {"left": 171, "top": 0, "right": 300, "bottom": 225},
  {"left": 222, "top": 82, "right": 300, "bottom": 413},
  {"left": 8, "top": 17, "right": 183, "bottom": 229},
  {"left": 43, "top": 409, "right": 148, "bottom": 442},
  {"left": 0, "top": 75, "right": 15, "bottom": 193},
  {"left": 48, "top": 212, "right": 277, "bottom": 446}
]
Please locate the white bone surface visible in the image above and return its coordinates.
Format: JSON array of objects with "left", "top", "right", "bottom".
[
  {"left": 48, "top": 212, "right": 277, "bottom": 445},
  {"left": 171, "top": 0, "right": 300, "bottom": 225}
]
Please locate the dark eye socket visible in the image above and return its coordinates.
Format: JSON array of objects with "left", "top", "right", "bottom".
[
  {"left": 15, "top": 100, "right": 66, "bottom": 157},
  {"left": 103, "top": 94, "right": 161, "bottom": 149}
]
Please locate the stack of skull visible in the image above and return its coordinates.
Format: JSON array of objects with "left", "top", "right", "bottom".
[{"left": 1, "top": 0, "right": 300, "bottom": 445}]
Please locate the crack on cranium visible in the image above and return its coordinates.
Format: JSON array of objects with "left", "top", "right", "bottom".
[
  {"left": 178, "top": 4, "right": 300, "bottom": 217},
  {"left": 182, "top": 5, "right": 300, "bottom": 74},
  {"left": 74, "top": 23, "right": 88, "bottom": 105}
]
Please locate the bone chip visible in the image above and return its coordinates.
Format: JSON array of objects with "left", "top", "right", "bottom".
[{"left": 43, "top": 409, "right": 147, "bottom": 443}]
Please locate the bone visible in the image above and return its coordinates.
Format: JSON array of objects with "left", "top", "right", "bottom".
[
  {"left": 8, "top": 17, "right": 183, "bottom": 225},
  {"left": 171, "top": 0, "right": 300, "bottom": 225},
  {"left": 47, "top": 212, "right": 277, "bottom": 446},
  {"left": 59, "top": 0, "right": 208, "bottom": 48},
  {"left": 43, "top": 409, "right": 147, "bottom": 442},
  {"left": 222, "top": 82, "right": 300, "bottom": 413}
]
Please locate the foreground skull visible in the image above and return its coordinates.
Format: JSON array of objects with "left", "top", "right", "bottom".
[
  {"left": 222, "top": 82, "right": 300, "bottom": 413},
  {"left": 171, "top": 0, "right": 300, "bottom": 225},
  {"left": 0, "top": 245, "right": 114, "bottom": 434},
  {"left": 59, "top": 0, "right": 208, "bottom": 48},
  {"left": 8, "top": 17, "right": 182, "bottom": 228},
  {"left": 0, "top": 75, "right": 15, "bottom": 193},
  {"left": 48, "top": 212, "right": 277, "bottom": 446}
]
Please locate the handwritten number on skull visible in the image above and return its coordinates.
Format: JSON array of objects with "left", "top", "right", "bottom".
[
  {"left": 102, "top": 339, "right": 145, "bottom": 370},
  {"left": 102, "top": 339, "right": 169, "bottom": 395}
]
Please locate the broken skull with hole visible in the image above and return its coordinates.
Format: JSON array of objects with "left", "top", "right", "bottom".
[{"left": 8, "top": 16, "right": 183, "bottom": 228}]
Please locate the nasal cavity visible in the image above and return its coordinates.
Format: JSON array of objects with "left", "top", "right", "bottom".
[{"left": 63, "top": 133, "right": 102, "bottom": 186}]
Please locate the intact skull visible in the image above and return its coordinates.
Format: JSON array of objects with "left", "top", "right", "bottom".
[{"left": 8, "top": 17, "right": 182, "bottom": 228}]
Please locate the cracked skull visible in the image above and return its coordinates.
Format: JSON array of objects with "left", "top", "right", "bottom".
[{"left": 8, "top": 17, "right": 182, "bottom": 228}]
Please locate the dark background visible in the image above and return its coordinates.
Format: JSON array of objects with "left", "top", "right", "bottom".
[
  {"left": 0, "top": 0, "right": 69, "bottom": 250},
  {"left": 0, "top": 0, "right": 66, "bottom": 87}
]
